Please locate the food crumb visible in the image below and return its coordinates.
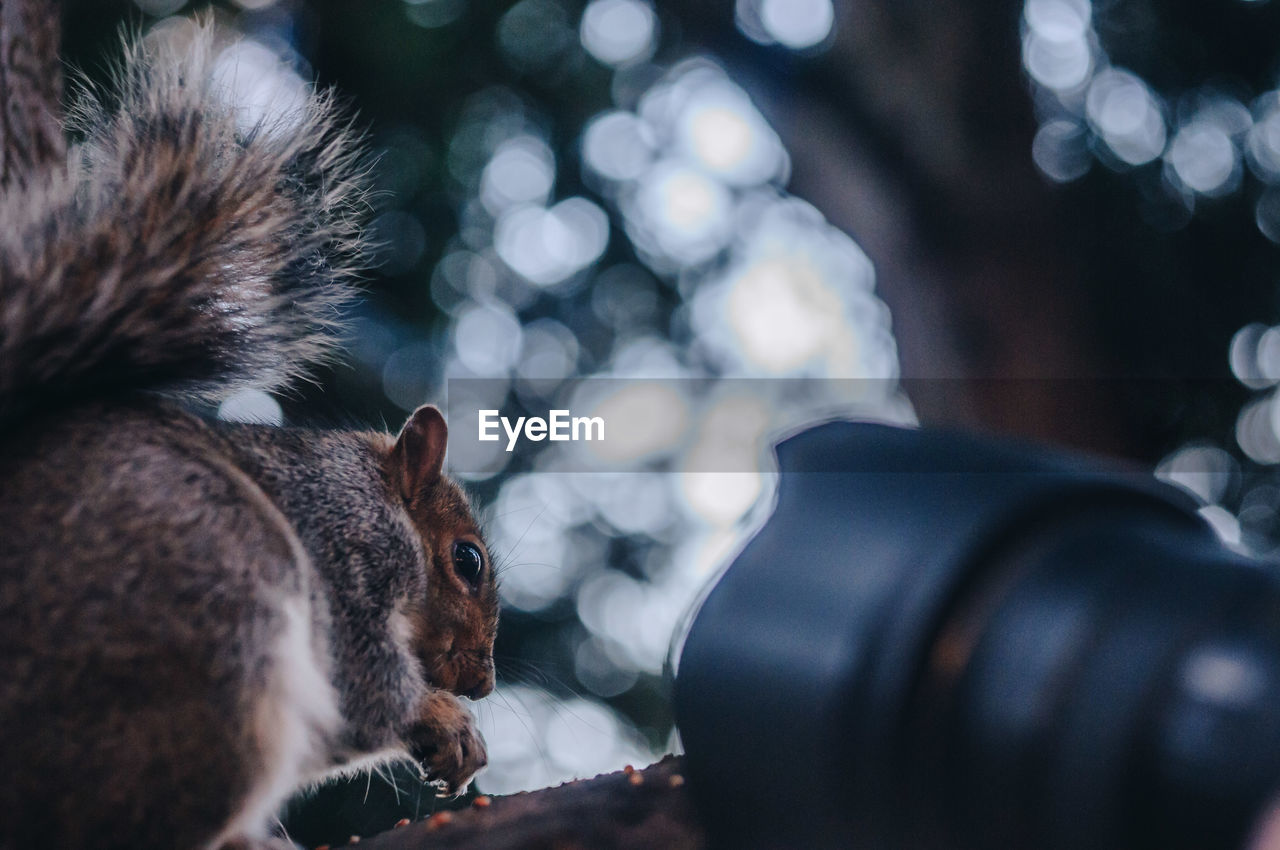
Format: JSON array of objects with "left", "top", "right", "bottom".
[
  {"left": 315, "top": 846, "right": 330, "bottom": 850},
  {"left": 427, "top": 811, "right": 454, "bottom": 831},
  {"left": 473, "top": 795, "right": 492, "bottom": 808},
  {"left": 348, "top": 837, "right": 361, "bottom": 845},
  {"left": 669, "top": 774, "right": 685, "bottom": 788},
  {"left": 622, "top": 764, "right": 635, "bottom": 775},
  {"left": 394, "top": 818, "right": 410, "bottom": 828},
  {"left": 628, "top": 772, "right": 644, "bottom": 786}
]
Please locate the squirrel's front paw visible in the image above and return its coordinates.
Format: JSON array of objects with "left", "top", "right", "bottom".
[{"left": 406, "top": 690, "right": 488, "bottom": 796}]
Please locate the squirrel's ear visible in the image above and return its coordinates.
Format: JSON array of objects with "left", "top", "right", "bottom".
[{"left": 391, "top": 405, "right": 448, "bottom": 499}]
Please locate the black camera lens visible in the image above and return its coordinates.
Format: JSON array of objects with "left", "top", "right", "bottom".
[{"left": 675, "top": 422, "right": 1280, "bottom": 850}]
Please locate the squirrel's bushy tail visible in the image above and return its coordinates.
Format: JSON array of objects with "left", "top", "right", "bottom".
[{"left": 0, "top": 23, "right": 367, "bottom": 424}]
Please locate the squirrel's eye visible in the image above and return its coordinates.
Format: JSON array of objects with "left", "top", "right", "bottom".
[{"left": 452, "top": 541, "right": 484, "bottom": 586}]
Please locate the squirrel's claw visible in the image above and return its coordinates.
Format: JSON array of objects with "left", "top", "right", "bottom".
[{"left": 406, "top": 689, "right": 489, "bottom": 796}]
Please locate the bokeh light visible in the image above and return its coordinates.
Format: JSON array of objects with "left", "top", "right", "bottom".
[
  {"left": 1032, "top": 119, "right": 1092, "bottom": 181},
  {"left": 474, "top": 686, "right": 654, "bottom": 796},
  {"left": 453, "top": 302, "right": 524, "bottom": 375},
  {"left": 1165, "top": 115, "right": 1241, "bottom": 197},
  {"left": 1257, "top": 189, "right": 1280, "bottom": 243},
  {"left": 481, "top": 135, "right": 556, "bottom": 214},
  {"left": 217, "top": 388, "right": 284, "bottom": 426},
  {"left": 579, "top": 0, "right": 657, "bottom": 67},
  {"left": 1248, "top": 94, "right": 1280, "bottom": 180},
  {"left": 736, "top": 0, "right": 835, "bottom": 51},
  {"left": 1020, "top": 0, "right": 1280, "bottom": 247},
  {"left": 582, "top": 111, "right": 656, "bottom": 181},
  {"left": 1024, "top": 0, "right": 1092, "bottom": 41},
  {"left": 210, "top": 38, "right": 309, "bottom": 135},
  {"left": 494, "top": 197, "right": 610, "bottom": 285},
  {"left": 432, "top": 18, "right": 906, "bottom": 790},
  {"left": 1022, "top": 25, "right": 1092, "bottom": 91},
  {"left": 381, "top": 342, "right": 440, "bottom": 412},
  {"left": 1155, "top": 444, "right": 1239, "bottom": 505},
  {"left": 1085, "top": 70, "right": 1167, "bottom": 166},
  {"left": 403, "top": 0, "right": 466, "bottom": 29},
  {"left": 1231, "top": 323, "right": 1276, "bottom": 390},
  {"left": 692, "top": 195, "right": 891, "bottom": 379},
  {"left": 759, "top": 0, "right": 834, "bottom": 49},
  {"left": 625, "top": 161, "right": 733, "bottom": 266},
  {"left": 676, "top": 87, "right": 785, "bottom": 185},
  {"left": 497, "top": 0, "right": 575, "bottom": 73},
  {"left": 1237, "top": 394, "right": 1280, "bottom": 465},
  {"left": 1198, "top": 505, "right": 1245, "bottom": 549},
  {"left": 124, "top": 1, "right": 910, "bottom": 805},
  {"left": 576, "top": 382, "right": 691, "bottom": 466}
]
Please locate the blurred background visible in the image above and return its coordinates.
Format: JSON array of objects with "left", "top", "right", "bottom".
[{"left": 55, "top": 0, "right": 1280, "bottom": 841}]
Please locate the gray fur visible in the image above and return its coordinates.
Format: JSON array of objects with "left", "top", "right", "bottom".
[
  {"left": 0, "top": 25, "right": 495, "bottom": 850},
  {"left": 0, "top": 23, "right": 366, "bottom": 425},
  {"left": 215, "top": 419, "right": 431, "bottom": 758}
]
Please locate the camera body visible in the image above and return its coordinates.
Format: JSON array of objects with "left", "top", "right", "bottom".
[{"left": 676, "top": 422, "right": 1280, "bottom": 849}]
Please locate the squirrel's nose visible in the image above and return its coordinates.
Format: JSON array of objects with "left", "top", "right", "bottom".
[
  {"left": 461, "top": 662, "right": 495, "bottom": 699},
  {"left": 462, "top": 678, "right": 493, "bottom": 700},
  {"left": 456, "top": 657, "right": 495, "bottom": 699}
]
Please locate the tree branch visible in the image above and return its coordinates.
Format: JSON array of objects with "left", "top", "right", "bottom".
[{"left": 355, "top": 757, "right": 704, "bottom": 850}]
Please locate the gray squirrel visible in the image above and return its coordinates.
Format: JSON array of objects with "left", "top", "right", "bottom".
[{"left": 0, "top": 25, "right": 497, "bottom": 850}]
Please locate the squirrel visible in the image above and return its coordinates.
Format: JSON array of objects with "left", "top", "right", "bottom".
[{"left": 0, "top": 24, "right": 497, "bottom": 850}]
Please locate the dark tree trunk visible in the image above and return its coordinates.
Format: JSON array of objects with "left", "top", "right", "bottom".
[
  {"left": 656, "top": 0, "right": 1266, "bottom": 463},
  {"left": 656, "top": 0, "right": 1132, "bottom": 456}
]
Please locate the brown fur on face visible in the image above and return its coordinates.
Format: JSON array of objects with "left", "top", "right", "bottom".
[
  {"left": 383, "top": 406, "right": 498, "bottom": 700},
  {"left": 405, "top": 477, "right": 498, "bottom": 699}
]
